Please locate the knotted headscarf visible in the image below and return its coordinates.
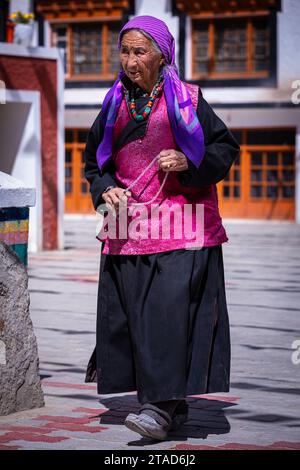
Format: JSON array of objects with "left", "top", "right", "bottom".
[{"left": 96, "top": 15, "right": 205, "bottom": 173}]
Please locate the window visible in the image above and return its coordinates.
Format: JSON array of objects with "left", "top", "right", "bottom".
[
  {"left": 218, "top": 129, "right": 296, "bottom": 220},
  {"left": 222, "top": 153, "right": 241, "bottom": 200},
  {"left": 233, "top": 129, "right": 295, "bottom": 202},
  {"left": 192, "top": 15, "right": 271, "bottom": 79},
  {"left": 51, "top": 21, "right": 121, "bottom": 79},
  {"left": 73, "top": 24, "right": 102, "bottom": 75},
  {"left": 53, "top": 26, "right": 68, "bottom": 73},
  {"left": 250, "top": 150, "right": 295, "bottom": 200}
]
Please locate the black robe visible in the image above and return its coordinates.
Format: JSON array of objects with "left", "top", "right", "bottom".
[{"left": 84, "top": 78, "right": 240, "bottom": 404}]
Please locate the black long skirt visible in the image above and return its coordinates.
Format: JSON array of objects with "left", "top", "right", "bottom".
[{"left": 85, "top": 246, "right": 230, "bottom": 405}]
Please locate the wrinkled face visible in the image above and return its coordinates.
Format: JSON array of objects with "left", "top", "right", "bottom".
[{"left": 120, "top": 30, "right": 165, "bottom": 93}]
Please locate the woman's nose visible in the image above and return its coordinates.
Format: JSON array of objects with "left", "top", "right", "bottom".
[{"left": 127, "top": 52, "right": 138, "bottom": 68}]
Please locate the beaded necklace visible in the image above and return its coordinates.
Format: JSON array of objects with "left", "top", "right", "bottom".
[{"left": 129, "top": 75, "right": 164, "bottom": 122}]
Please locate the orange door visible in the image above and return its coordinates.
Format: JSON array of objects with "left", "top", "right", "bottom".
[
  {"left": 218, "top": 137, "right": 295, "bottom": 220},
  {"left": 64, "top": 130, "right": 95, "bottom": 214}
]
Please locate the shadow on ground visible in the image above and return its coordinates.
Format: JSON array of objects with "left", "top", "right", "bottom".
[{"left": 98, "top": 395, "right": 233, "bottom": 446}]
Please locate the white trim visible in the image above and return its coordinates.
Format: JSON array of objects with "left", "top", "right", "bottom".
[
  {"left": 202, "top": 87, "right": 298, "bottom": 104},
  {"left": 0, "top": 43, "right": 60, "bottom": 61},
  {"left": 65, "top": 109, "right": 99, "bottom": 128},
  {"left": 185, "top": 15, "right": 192, "bottom": 81},
  {"left": 64, "top": 88, "right": 109, "bottom": 106},
  {"left": 3, "top": 89, "right": 42, "bottom": 251},
  {"left": 56, "top": 48, "right": 65, "bottom": 250},
  {"left": 44, "top": 20, "right": 51, "bottom": 48},
  {"left": 33, "top": 91, "right": 42, "bottom": 251},
  {"left": 214, "top": 107, "right": 300, "bottom": 129}
]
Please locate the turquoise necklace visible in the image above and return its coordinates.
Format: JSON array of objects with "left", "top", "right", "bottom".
[{"left": 129, "top": 75, "right": 163, "bottom": 122}]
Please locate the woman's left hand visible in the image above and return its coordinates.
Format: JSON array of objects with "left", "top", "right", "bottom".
[{"left": 158, "top": 149, "right": 189, "bottom": 172}]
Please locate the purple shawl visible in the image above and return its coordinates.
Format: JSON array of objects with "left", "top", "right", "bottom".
[{"left": 96, "top": 15, "right": 205, "bottom": 173}]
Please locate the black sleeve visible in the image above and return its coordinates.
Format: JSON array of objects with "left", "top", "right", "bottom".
[
  {"left": 178, "top": 90, "right": 240, "bottom": 187},
  {"left": 83, "top": 112, "right": 117, "bottom": 210}
]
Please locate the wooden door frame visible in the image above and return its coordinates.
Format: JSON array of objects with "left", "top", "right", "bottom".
[{"left": 218, "top": 135, "right": 296, "bottom": 220}]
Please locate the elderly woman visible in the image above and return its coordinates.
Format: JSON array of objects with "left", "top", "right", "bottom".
[{"left": 84, "top": 16, "right": 239, "bottom": 440}]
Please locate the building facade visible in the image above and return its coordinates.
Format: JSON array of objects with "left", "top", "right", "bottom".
[
  {"left": 4, "top": 0, "right": 300, "bottom": 222},
  {"left": 0, "top": 0, "right": 65, "bottom": 252}
]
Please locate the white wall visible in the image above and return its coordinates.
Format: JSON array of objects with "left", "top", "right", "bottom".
[
  {"left": 215, "top": 107, "right": 300, "bottom": 130},
  {"left": 0, "top": 90, "right": 42, "bottom": 252},
  {"left": 278, "top": 0, "right": 300, "bottom": 89},
  {"left": 134, "top": 0, "right": 179, "bottom": 66},
  {"left": 65, "top": 109, "right": 99, "bottom": 129},
  {"left": 9, "top": 0, "right": 33, "bottom": 15},
  {"left": 56, "top": 47, "right": 66, "bottom": 251},
  {"left": 65, "top": 88, "right": 110, "bottom": 107},
  {"left": 0, "top": 44, "right": 66, "bottom": 249}
]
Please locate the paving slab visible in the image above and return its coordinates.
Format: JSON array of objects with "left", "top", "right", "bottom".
[{"left": 0, "top": 217, "right": 299, "bottom": 450}]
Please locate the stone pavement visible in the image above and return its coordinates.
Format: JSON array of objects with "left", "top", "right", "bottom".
[{"left": 0, "top": 217, "right": 300, "bottom": 450}]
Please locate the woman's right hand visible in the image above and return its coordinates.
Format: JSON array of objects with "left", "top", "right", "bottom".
[{"left": 102, "top": 187, "right": 132, "bottom": 214}]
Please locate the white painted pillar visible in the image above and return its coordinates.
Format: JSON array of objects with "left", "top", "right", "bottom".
[
  {"left": 9, "top": 1, "right": 33, "bottom": 15},
  {"left": 132, "top": 0, "right": 179, "bottom": 66},
  {"left": 1, "top": 90, "right": 42, "bottom": 252}
]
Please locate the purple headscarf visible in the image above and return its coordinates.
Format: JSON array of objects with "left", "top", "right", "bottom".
[{"left": 96, "top": 15, "right": 205, "bottom": 172}]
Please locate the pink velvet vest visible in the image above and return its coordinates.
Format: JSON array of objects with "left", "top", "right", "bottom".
[{"left": 101, "top": 83, "right": 228, "bottom": 255}]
